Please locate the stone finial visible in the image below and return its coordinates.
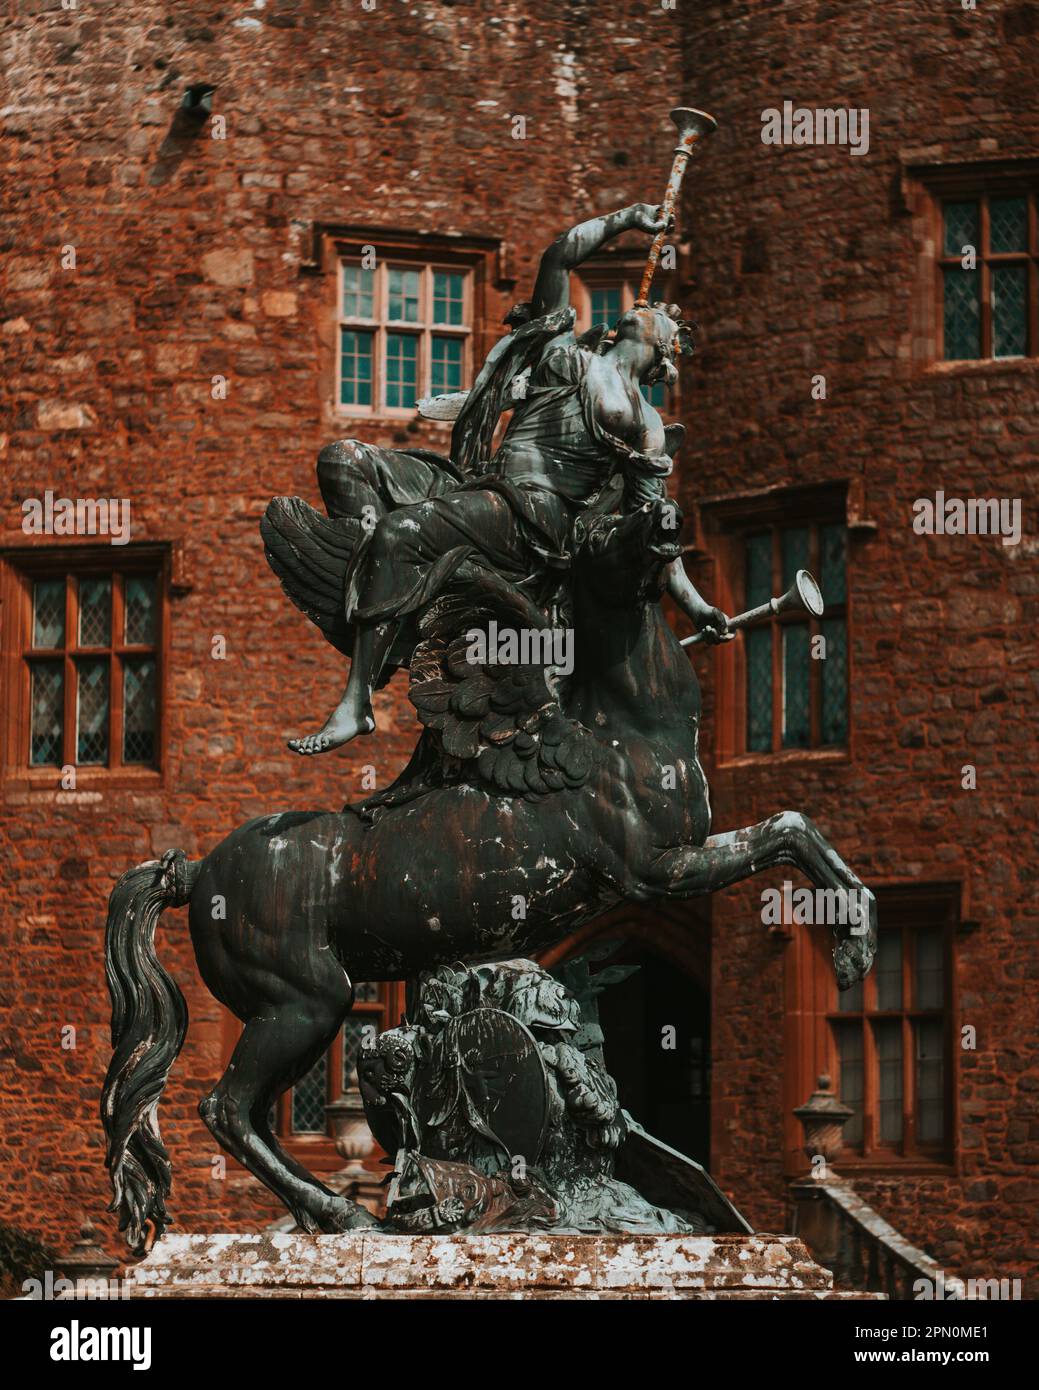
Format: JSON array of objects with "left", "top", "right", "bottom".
[
  {"left": 56, "top": 1222, "right": 121, "bottom": 1287},
  {"left": 793, "top": 1074, "right": 855, "bottom": 1168}
]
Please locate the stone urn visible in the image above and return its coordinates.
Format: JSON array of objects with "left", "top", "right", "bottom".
[{"left": 793, "top": 1073, "right": 855, "bottom": 1173}]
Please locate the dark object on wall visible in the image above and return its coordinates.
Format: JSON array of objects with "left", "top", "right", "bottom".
[
  {"left": 148, "top": 84, "right": 216, "bottom": 186},
  {"left": 180, "top": 84, "right": 215, "bottom": 120}
]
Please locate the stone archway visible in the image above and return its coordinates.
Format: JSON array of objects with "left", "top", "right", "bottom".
[{"left": 539, "top": 900, "right": 712, "bottom": 1167}]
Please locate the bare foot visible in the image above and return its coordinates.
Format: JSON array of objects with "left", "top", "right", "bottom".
[{"left": 288, "top": 704, "right": 375, "bottom": 755}]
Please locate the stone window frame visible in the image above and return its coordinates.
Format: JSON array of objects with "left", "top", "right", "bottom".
[
  {"left": 782, "top": 884, "right": 961, "bottom": 1177},
  {"left": 304, "top": 223, "right": 506, "bottom": 428},
  {"left": 0, "top": 544, "right": 169, "bottom": 793},
  {"left": 335, "top": 258, "right": 474, "bottom": 417},
  {"left": 695, "top": 481, "right": 858, "bottom": 768},
  {"left": 904, "top": 156, "right": 1039, "bottom": 371}
]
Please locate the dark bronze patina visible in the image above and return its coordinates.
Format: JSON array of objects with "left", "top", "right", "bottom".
[
  {"left": 364, "top": 959, "right": 749, "bottom": 1235},
  {"left": 101, "top": 117, "right": 877, "bottom": 1251}
]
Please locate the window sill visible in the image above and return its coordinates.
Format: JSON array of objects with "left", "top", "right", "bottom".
[
  {"left": 716, "top": 747, "right": 851, "bottom": 773},
  {"left": 2, "top": 766, "right": 163, "bottom": 800},
  {"left": 331, "top": 406, "right": 454, "bottom": 425},
  {"left": 826, "top": 1158, "right": 957, "bottom": 1178},
  {"left": 921, "top": 355, "right": 1039, "bottom": 379},
  {"left": 787, "top": 1156, "right": 956, "bottom": 1180}
]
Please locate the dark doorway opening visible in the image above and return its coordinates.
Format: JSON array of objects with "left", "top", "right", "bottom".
[{"left": 596, "top": 948, "right": 711, "bottom": 1167}]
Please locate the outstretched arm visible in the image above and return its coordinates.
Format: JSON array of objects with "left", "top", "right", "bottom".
[
  {"left": 529, "top": 203, "right": 670, "bottom": 319},
  {"left": 667, "top": 559, "right": 734, "bottom": 645}
]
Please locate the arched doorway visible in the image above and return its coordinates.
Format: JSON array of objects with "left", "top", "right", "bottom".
[{"left": 539, "top": 900, "right": 712, "bottom": 1167}]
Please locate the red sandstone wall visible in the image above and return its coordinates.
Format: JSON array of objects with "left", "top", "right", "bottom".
[
  {"left": 0, "top": 0, "right": 686, "bottom": 1253},
  {"left": 678, "top": 0, "right": 1039, "bottom": 1293},
  {"left": 0, "top": 0, "right": 1036, "bottom": 1297}
]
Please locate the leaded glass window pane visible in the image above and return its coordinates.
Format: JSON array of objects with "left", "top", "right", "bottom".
[
  {"left": 915, "top": 928, "right": 944, "bottom": 1009},
  {"left": 124, "top": 576, "right": 156, "bottom": 645},
  {"left": 342, "top": 1016, "right": 378, "bottom": 1090},
  {"left": 385, "top": 333, "right": 418, "bottom": 408},
  {"left": 943, "top": 266, "right": 980, "bottom": 360},
  {"left": 915, "top": 1019, "right": 944, "bottom": 1143},
  {"left": 430, "top": 335, "right": 463, "bottom": 393},
  {"left": 30, "top": 662, "right": 64, "bottom": 765},
  {"left": 943, "top": 200, "right": 978, "bottom": 257},
  {"left": 745, "top": 533, "right": 772, "bottom": 608},
  {"left": 746, "top": 627, "right": 772, "bottom": 753},
  {"left": 432, "top": 271, "right": 464, "bottom": 326},
  {"left": 354, "top": 982, "right": 380, "bottom": 1003},
  {"left": 819, "top": 524, "right": 846, "bottom": 604},
  {"left": 781, "top": 623, "right": 810, "bottom": 748},
  {"left": 387, "top": 268, "right": 420, "bottom": 323},
  {"left": 876, "top": 929, "right": 903, "bottom": 1011},
  {"left": 820, "top": 617, "right": 847, "bottom": 746},
  {"left": 874, "top": 1019, "right": 903, "bottom": 1144},
  {"left": 989, "top": 196, "right": 1027, "bottom": 254},
  {"left": 292, "top": 1052, "right": 328, "bottom": 1133},
  {"left": 781, "top": 526, "right": 810, "bottom": 589},
  {"left": 123, "top": 658, "right": 156, "bottom": 764},
  {"left": 342, "top": 265, "right": 374, "bottom": 318},
  {"left": 835, "top": 1022, "right": 863, "bottom": 1146},
  {"left": 78, "top": 577, "right": 111, "bottom": 647},
  {"left": 992, "top": 265, "right": 1028, "bottom": 359},
  {"left": 590, "top": 287, "right": 622, "bottom": 328},
  {"left": 837, "top": 974, "right": 863, "bottom": 1013},
  {"left": 340, "top": 329, "right": 373, "bottom": 406},
  {"left": 33, "top": 579, "right": 65, "bottom": 649},
  {"left": 76, "top": 658, "right": 109, "bottom": 764}
]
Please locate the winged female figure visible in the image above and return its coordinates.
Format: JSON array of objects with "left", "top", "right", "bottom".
[{"left": 261, "top": 201, "right": 733, "bottom": 755}]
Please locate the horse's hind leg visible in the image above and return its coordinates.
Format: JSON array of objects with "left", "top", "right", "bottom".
[
  {"left": 659, "top": 810, "right": 877, "bottom": 989},
  {"left": 200, "top": 997, "right": 377, "bottom": 1233}
]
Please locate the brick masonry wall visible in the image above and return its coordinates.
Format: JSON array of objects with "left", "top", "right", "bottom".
[
  {"left": 677, "top": 0, "right": 1039, "bottom": 1292},
  {"left": 0, "top": 0, "right": 687, "bottom": 1254},
  {"left": 0, "top": 0, "right": 1036, "bottom": 1295}
]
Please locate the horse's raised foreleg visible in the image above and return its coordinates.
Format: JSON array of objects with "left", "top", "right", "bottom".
[
  {"left": 199, "top": 1001, "right": 378, "bottom": 1234},
  {"left": 656, "top": 810, "right": 877, "bottom": 988}
]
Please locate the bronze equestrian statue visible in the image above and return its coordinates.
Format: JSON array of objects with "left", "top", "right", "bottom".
[{"left": 101, "top": 120, "right": 877, "bottom": 1253}]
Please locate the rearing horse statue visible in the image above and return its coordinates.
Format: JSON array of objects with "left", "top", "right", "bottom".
[
  {"left": 101, "top": 496, "right": 877, "bottom": 1251},
  {"left": 102, "top": 181, "right": 877, "bottom": 1251}
]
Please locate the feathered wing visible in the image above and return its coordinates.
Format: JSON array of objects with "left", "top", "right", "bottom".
[
  {"left": 408, "top": 572, "right": 599, "bottom": 801},
  {"left": 260, "top": 496, "right": 359, "bottom": 656}
]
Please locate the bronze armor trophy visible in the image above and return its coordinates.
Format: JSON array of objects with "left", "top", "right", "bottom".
[{"left": 101, "top": 110, "right": 876, "bottom": 1253}]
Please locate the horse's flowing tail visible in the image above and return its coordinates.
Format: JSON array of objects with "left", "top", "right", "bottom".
[{"left": 100, "top": 848, "right": 200, "bottom": 1254}]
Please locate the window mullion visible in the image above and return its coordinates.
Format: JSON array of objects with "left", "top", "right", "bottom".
[
  {"left": 377, "top": 264, "right": 388, "bottom": 412},
  {"left": 862, "top": 1015, "right": 877, "bottom": 1157},
  {"left": 111, "top": 574, "right": 125, "bottom": 770},
  {"left": 770, "top": 527, "right": 782, "bottom": 751},
  {"left": 63, "top": 578, "right": 77, "bottom": 768},
  {"left": 329, "top": 1030, "right": 344, "bottom": 1116},
  {"left": 902, "top": 1011, "right": 915, "bottom": 1158},
  {"left": 981, "top": 194, "right": 990, "bottom": 352}
]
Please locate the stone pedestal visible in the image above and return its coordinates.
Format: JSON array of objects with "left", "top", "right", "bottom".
[{"left": 123, "top": 1232, "right": 884, "bottom": 1299}]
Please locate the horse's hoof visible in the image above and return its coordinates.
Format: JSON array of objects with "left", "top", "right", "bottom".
[{"left": 318, "top": 1196, "right": 380, "bottom": 1233}]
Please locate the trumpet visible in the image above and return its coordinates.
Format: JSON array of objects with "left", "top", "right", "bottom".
[
  {"left": 635, "top": 107, "right": 718, "bottom": 308},
  {"left": 680, "top": 570, "right": 825, "bottom": 647}
]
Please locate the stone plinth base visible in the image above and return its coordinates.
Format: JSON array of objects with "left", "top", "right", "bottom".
[{"left": 124, "top": 1232, "right": 884, "bottom": 1299}]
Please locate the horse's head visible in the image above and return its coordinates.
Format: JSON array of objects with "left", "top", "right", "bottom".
[
  {"left": 567, "top": 497, "right": 695, "bottom": 712},
  {"left": 573, "top": 496, "right": 683, "bottom": 611}
]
